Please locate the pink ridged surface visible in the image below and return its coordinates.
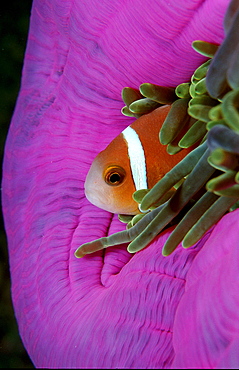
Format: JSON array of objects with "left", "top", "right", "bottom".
[
  {"left": 172, "top": 211, "right": 239, "bottom": 368},
  {"left": 2, "top": 0, "right": 239, "bottom": 368}
]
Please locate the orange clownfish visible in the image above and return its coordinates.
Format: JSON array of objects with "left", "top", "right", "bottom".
[{"left": 85, "top": 105, "right": 191, "bottom": 215}]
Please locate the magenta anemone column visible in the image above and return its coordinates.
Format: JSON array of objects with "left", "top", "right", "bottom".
[{"left": 2, "top": 0, "right": 239, "bottom": 368}]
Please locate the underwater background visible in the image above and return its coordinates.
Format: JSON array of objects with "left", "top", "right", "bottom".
[{"left": 0, "top": 1, "right": 34, "bottom": 367}]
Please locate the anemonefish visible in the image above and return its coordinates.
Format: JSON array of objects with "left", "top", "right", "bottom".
[{"left": 85, "top": 105, "right": 191, "bottom": 215}]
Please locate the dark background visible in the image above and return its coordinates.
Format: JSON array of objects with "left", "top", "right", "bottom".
[{"left": 0, "top": 1, "right": 34, "bottom": 367}]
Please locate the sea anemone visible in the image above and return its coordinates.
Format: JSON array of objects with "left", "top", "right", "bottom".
[{"left": 2, "top": 0, "right": 239, "bottom": 368}]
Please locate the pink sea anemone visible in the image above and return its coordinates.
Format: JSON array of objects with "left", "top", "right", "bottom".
[{"left": 2, "top": 0, "right": 239, "bottom": 368}]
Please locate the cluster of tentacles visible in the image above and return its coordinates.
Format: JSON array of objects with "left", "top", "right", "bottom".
[{"left": 75, "top": 0, "right": 239, "bottom": 258}]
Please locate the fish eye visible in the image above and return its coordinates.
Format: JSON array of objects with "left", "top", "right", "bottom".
[{"left": 104, "top": 166, "right": 126, "bottom": 186}]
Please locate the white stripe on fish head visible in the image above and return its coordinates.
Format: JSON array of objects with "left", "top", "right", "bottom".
[{"left": 122, "top": 126, "right": 148, "bottom": 193}]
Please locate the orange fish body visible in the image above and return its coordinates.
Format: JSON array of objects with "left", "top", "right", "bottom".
[{"left": 85, "top": 105, "right": 191, "bottom": 215}]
